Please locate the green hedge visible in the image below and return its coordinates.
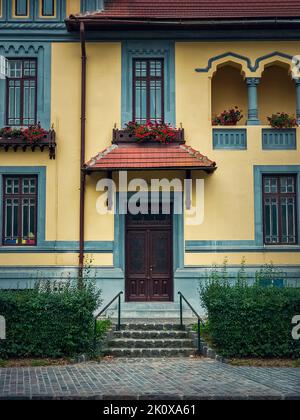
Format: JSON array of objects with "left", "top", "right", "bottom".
[
  {"left": 0, "top": 281, "right": 101, "bottom": 358},
  {"left": 200, "top": 267, "right": 300, "bottom": 359}
]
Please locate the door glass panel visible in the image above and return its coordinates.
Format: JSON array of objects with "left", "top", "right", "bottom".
[
  {"left": 151, "top": 231, "right": 170, "bottom": 274},
  {"left": 127, "top": 231, "right": 147, "bottom": 275}
]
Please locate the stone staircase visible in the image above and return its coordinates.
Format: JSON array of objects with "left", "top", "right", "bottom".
[
  {"left": 104, "top": 302, "right": 197, "bottom": 324},
  {"left": 102, "top": 323, "right": 198, "bottom": 357}
]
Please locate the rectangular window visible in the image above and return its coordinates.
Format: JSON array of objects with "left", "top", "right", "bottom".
[
  {"left": 15, "top": 0, "right": 28, "bottom": 16},
  {"left": 3, "top": 176, "right": 38, "bottom": 246},
  {"left": 263, "top": 175, "right": 298, "bottom": 245},
  {"left": 42, "top": 0, "right": 55, "bottom": 16},
  {"left": 133, "top": 58, "right": 164, "bottom": 124},
  {"left": 6, "top": 58, "right": 37, "bottom": 126}
]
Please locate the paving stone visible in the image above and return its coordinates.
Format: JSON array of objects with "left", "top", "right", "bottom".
[{"left": 0, "top": 359, "right": 299, "bottom": 400}]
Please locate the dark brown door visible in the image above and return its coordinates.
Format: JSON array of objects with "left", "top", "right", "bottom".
[{"left": 125, "top": 211, "right": 173, "bottom": 302}]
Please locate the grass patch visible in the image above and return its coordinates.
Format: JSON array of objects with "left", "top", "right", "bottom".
[
  {"left": 0, "top": 358, "right": 71, "bottom": 368},
  {"left": 228, "top": 358, "right": 300, "bottom": 368},
  {"left": 95, "top": 319, "right": 112, "bottom": 340}
]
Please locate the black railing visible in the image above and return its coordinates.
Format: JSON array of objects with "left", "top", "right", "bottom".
[
  {"left": 93, "top": 291, "right": 123, "bottom": 349},
  {"left": 178, "top": 292, "right": 204, "bottom": 355}
]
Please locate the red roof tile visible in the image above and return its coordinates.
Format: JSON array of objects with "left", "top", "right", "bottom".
[
  {"left": 76, "top": 0, "right": 300, "bottom": 19},
  {"left": 84, "top": 143, "right": 216, "bottom": 171}
]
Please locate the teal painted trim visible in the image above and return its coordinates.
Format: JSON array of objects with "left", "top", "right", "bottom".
[
  {"left": 262, "top": 129, "right": 297, "bottom": 150},
  {"left": 2, "top": 29, "right": 300, "bottom": 41},
  {"left": 195, "top": 51, "right": 294, "bottom": 73},
  {"left": 35, "top": 0, "right": 66, "bottom": 23},
  {"left": 121, "top": 40, "right": 176, "bottom": 127},
  {"left": 175, "top": 265, "right": 300, "bottom": 278},
  {"left": 3, "top": 0, "right": 66, "bottom": 23},
  {"left": 42, "top": 0, "right": 55, "bottom": 17},
  {"left": 81, "top": 0, "right": 104, "bottom": 12},
  {"left": 15, "top": 0, "right": 28, "bottom": 17},
  {"left": 0, "top": 42, "right": 51, "bottom": 128},
  {"left": 0, "top": 266, "right": 123, "bottom": 281},
  {"left": 0, "top": 166, "right": 46, "bottom": 247},
  {"left": 254, "top": 165, "right": 300, "bottom": 246},
  {"left": 253, "top": 51, "right": 293, "bottom": 71},
  {"left": 185, "top": 243, "right": 300, "bottom": 253},
  {"left": 213, "top": 128, "right": 247, "bottom": 150},
  {"left": 114, "top": 192, "right": 184, "bottom": 272},
  {"left": 0, "top": 0, "right": 7, "bottom": 21},
  {"left": 7, "top": 0, "right": 34, "bottom": 21},
  {"left": 0, "top": 241, "right": 114, "bottom": 253},
  {"left": 195, "top": 52, "right": 252, "bottom": 73}
]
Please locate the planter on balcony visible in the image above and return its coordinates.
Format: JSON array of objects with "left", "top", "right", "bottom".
[
  {"left": 112, "top": 128, "right": 185, "bottom": 144},
  {"left": 262, "top": 128, "right": 297, "bottom": 150},
  {"left": 213, "top": 128, "right": 247, "bottom": 150},
  {"left": 0, "top": 129, "right": 56, "bottom": 159}
]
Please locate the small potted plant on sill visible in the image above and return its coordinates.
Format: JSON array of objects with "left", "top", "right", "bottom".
[
  {"left": 212, "top": 106, "right": 243, "bottom": 126},
  {"left": 267, "top": 113, "right": 298, "bottom": 129}
]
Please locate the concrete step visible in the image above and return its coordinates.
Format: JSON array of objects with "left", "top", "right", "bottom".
[
  {"left": 108, "top": 338, "right": 195, "bottom": 349},
  {"left": 104, "top": 302, "right": 197, "bottom": 321},
  {"left": 104, "top": 348, "right": 196, "bottom": 358},
  {"left": 119, "top": 323, "right": 185, "bottom": 331},
  {"left": 113, "top": 330, "right": 190, "bottom": 339}
]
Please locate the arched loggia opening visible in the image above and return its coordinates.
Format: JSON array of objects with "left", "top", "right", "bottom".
[
  {"left": 258, "top": 64, "right": 296, "bottom": 124},
  {"left": 211, "top": 63, "right": 248, "bottom": 125}
]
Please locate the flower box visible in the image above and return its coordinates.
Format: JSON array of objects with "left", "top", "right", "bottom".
[
  {"left": 113, "top": 127, "right": 185, "bottom": 144},
  {"left": 0, "top": 129, "right": 56, "bottom": 159}
]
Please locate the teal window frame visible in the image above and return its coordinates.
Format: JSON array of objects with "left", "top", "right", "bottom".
[
  {"left": 254, "top": 165, "right": 300, "bottom": 246},
  {"left": 122, "top": 41, "right": 176, "bottom": 127},
  {"left": 0, "top": 42, "right": 51, "bottom": 129},
  {"left": 0, "top": 167, "right": 46, "bottom": 249}
]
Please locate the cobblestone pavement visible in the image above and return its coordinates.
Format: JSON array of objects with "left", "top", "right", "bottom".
[{"left": 0, "top": 358, "right": 299, "bottom": 400}]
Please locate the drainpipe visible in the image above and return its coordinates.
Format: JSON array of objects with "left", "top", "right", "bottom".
[{"left": 79, "top": 22, "right": 87, "bottom": 279}]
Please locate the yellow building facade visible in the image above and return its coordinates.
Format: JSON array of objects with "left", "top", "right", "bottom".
[{"left": 0, "top": 1, "right": 299, "bottom": 311}]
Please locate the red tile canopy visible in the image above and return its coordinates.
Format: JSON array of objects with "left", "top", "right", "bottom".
[
  {"left": 84, "top": 143, "right": 216, "bottom": 173},
  {"left": 69, "top": 0, "right": 300, "bottom": 20}
]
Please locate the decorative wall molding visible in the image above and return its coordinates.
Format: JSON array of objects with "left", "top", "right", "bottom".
[
  {"left": 262, "top": 129, "right": 297, "bottom": 150},
  {"left": 213, "top": 128, "right": 247, "bottom": 150},
  {"left": 195, "top": 51, "right": 294, "bottom": 74},
  {"left": 0, "top": 0, "right": 66, "bottom": 23}
]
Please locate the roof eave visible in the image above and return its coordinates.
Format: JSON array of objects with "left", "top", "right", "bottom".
[
  {"left": 83, "top": 166, "right": 217, "bottom": 174},
  {"left": 65, "top": 16, "right": 300, "bottom": 32}
]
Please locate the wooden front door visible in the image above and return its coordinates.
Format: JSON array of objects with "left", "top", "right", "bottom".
[{"left": 125, "top": 211, "right": 173, "bottom": 302}]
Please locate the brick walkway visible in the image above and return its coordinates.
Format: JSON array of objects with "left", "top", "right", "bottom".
[{"left": 0, "top": 358, "right": 299, "bottom": 400}]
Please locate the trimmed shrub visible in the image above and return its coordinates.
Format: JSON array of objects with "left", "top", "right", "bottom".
[
  {"left": 200, "top": 265, "right": 300, "bottom": 359},
  {"left": 0, "top": 281, "right": 101, "bottom": 358}
]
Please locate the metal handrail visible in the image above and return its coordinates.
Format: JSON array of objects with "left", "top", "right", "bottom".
[
  {"left": 94, "top": 291, "right": 123, "bottom": 349},
  {"left": 178, "top": 291, "right": 204, "bottom": 355}
]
